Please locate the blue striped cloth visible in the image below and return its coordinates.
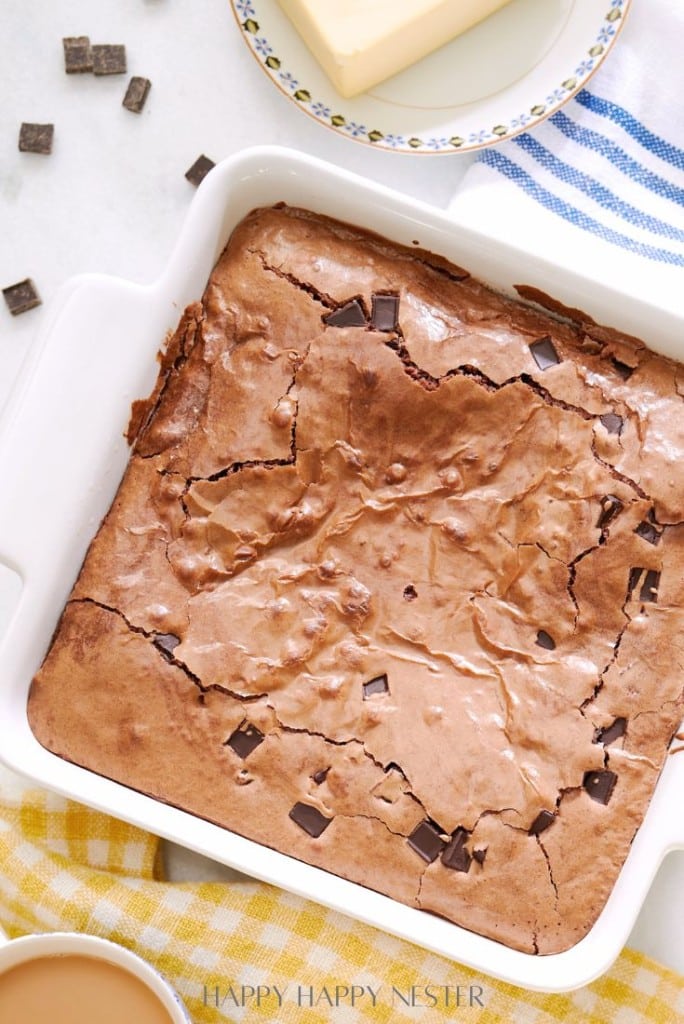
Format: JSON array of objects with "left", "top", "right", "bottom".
[{"left": 449, "top": 1, "right": 684, "bottom": 313}]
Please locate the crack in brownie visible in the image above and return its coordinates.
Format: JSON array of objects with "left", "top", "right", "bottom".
[{"left": 28, "top": 206, "right": 684, "bottom": 954}]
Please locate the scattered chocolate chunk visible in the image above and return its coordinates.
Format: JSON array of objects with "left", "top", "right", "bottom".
[
  {"left": 403, "top": 585, "right": 417, "bottom": 601},
  {"left": 2, "top": 279, "right": 41, "bottom": 316},
  {"left": 635, "top": 520, "right": 661, "bottom": 545},
  {"left": 639, "top": 569, "right": 661, "bottom": 604},
  {"left": 185, "top": 154, "right": 215, "bottom": 188},
  {"left": 472, "top": 848, "right": 487, "bottom": 865},
  {"left": 122, "top": 76, "right": 151, "bottom": 113},
  {"left": 597, "top": 494, "right": 623, "bottom": 530},
  {"left": 63, "top": 36, "right": 93, "bottom": 74},
  {"left": 92, "top": 44, "right": 127, "bottom": 75},
  {"left": 289, "top": 801, "right": 332, "bottom": 838},
  {"left": 324, "top": 299, "right": 367, "bottom": 328},
  {"left": 408, "top": 820, "right": 446, "bottom": 863},
  {"left": 599, "top": 412, "right": 623, "bottom": 435},
  {"left": 611, "top": 357, "right": 634, "bottom": 380},
  {"left": 226, "top": 722, "right": 265, "bottom": 759},
  {"left": 18, "top": 123, "right": 54, "bottom": 155},
  {"left": 312, "top": 767, "right": 330, "bottom": 785},
  {"left": 529, "top": 336, "right": 560, "bottom": 370},
  {"left": 595, "top": 717, "right": 627, "bottom": 746},
  {"left": 363, "top": 673, "right": 389, "bottom": 698},
  {"left": 583, "top": 769, "right": 617, "bottom": 805},
  {"left": 528, "top": 809, "right": 555, "bottom": 836},
  {"left": 152, "top": 632, "right": 180, "bottom": 660},
  {"left": 441, "top": 827, "right": 472, "bottom": 873},
  {"left": 536, "top": 630, "right": 555, "bottom": 651},
  {"left": 371, "top": 293, "right": 399, "bottom": 332}
]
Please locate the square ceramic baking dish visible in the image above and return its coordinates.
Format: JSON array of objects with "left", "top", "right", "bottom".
[{"left": 0, "top": 146, "right": 682, "bottom": 992}]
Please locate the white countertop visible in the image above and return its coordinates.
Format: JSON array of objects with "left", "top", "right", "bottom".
[{"left": 1, "top": 0, "right": 682, "bottom": 981}]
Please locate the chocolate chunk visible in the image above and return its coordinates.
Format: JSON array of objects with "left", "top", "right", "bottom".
[
  {"left": 611, "top": 358, "right": 634, "bottom": 380},
  {"left": 639, "top": 569, "right": 661, "bottom": 603},
  {"left": 403, "top": 585, "right": 417, "bottom": 601},
  {"left": 312, "top": 767, "right": 330, "bottom": 785},
  {"left": 627, "top": 567, "right": 644, "bottom": 601},
  {"left": 595, "top": 717, "right": 627, "bottom": 746},
  {"left": 371, "top": 293, "right": 399, "bottom": 332},
  {"left": 226, "top": 722, "right": 265, "bottom": 759},
  {"left": 441, "top": 827, "right": 472, "bottom": 873},
  {"left": 635, "top": 521, "right": 661, "bottom": 545},
  {"left": 599, "top": 412, "right": 623, "bottom": 435},
  {"left": 583, "top": 770, "right": 617, "bottom": 805},
  {"left": 123, "top": 76, "right": 151, "bottom": 113},
  {"left": 2, "top": 279, "right": 41, "bottom": 316},
  {"left": 18, "top": 123, "right": 53, "bottom": 155},
  {"left": 408, "top": 820, "right": 446, "bottom": 863},
  {"left": 92, "top": 44, "right": 127, "bottom": 75},
  {"left": 529, "top": 336, "right": 560, "bottom": 370},
  {"left": 472, "top": 848, "right": 487, "bottom": 865},
  {"left": 597, "top": 494, "right": 623, "bottom": 530},
  {"left": 528, "top": 809, "right": 555, "bottom": 836},
  {"left": 536, "top": 630, "right": 555, "bottom": 651},
  {"left": 289, "top": 802, "right": 332, "bottom": 838},
  {"left": 63, "top": 36, "right": 93, "bottom": 73},
  {"left": 363, "top": 673, "right": 389, "bottom": 698},
  {"left": 185, "top": 154, "right": 215, "bottom": 188},
  {"left": 324, "top": 299, "right": 367, "bottom": 328},
  {"left": 152, "top": 632, "right": 180, "bottom": 660}
]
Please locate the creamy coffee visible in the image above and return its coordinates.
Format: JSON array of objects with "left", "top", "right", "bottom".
[{"left": 0, "top": 953, "right": 175, "bottom": 1023}]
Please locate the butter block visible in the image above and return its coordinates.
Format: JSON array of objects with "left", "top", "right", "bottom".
[{"left": 277, "top": 0, "right": 515, "bottom": 98}]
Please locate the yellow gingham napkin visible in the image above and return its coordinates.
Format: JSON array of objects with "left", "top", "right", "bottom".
[{"left": 0, "top": 766, "right": 682, "bottom": 1024}]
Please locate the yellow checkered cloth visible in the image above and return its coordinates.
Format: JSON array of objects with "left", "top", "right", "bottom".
[{"left": 0, "top": 768, "right": 682, "bottom": 1024}]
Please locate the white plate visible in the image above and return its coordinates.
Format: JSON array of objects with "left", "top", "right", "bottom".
[
  {"left": 0, "top": 147, "right": 681, "bottom": 993},
  {"left": 230, "top": 0, "right": 630, "bottom": 153}
]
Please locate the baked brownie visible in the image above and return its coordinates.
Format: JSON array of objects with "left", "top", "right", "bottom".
[{"left": 28, "top": 206, "right": 684, "bottom": 954}]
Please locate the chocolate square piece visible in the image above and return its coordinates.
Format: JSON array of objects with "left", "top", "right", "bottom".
[
  {"left": 226, "top": 722, "right": 265, "bottom": 759},
  {"left": 639, "top": 569, "right": 660, "bottom": 603},
  {"left": 123, "top": 76, "right": 151, "bottom": 113},
  {"left": 441, "top": 827, "right": 472, "bottom": 872},
  {"left": 185, "top": 154, "right": 216, "bottom": 188},
  {"left": 92, "top": 44, "right": 127, "bottom": 75},
  {"left": 597, "top": 494, "right": 623, "bottom": 530},
  {"left": 152, "top": 633, "right": 180, "bottom": 660},
  {"left": 63, "top": 36, "right": 93, "bottom": 73},
  {"left": 595, "top": 718, "right": 627, "bottom": 746},
  {"left": 529, "top": 336, "right": 560, "bottom": 370},
  {"left": 324, "top": 298, "right": 367, "bottom": 328},
  {"left": 583, "top": 770, "right": 617, "bottom": 805},
  {"left": 363, "top": 673, "right": 389, "bottom": 698},
  {"left": 371, "top": 293, "right": 399, "bottom": 332},
  {"left": 2, "top": 279, "right": 41, "bottom": 315},
  {"left": 599, "top": 412, "right": 623, "bottom": 435},
  {"left": 289, "top": 802, "right": 332, "bottom": 838},
  {"left": 408, "top": 820, "right": 445, "bottom": 863},
  {"left": 535, "top": 630, "right": 555, "bottom": 651},
  {"left": 528, "top": 810, "right": 555, "bottom": 836},
  {"left": 18, "top": 123, "right": 53, "bottom": 155},
  {"left": 635, "top": 521, "right": 661, "bottom": 546}
]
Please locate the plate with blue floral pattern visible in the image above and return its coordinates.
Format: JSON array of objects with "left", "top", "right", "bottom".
[{"left": 230, "top": 0, "right": 630, "bottom": 154}]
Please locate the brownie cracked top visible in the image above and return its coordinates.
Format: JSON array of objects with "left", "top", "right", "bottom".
[{"left": 29, "top": 206, "right": 684, "bottom": 955}]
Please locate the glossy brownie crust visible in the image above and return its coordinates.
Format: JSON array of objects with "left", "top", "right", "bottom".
[{"left": 29, "top": 206, "right": 684, "bottom": 954}]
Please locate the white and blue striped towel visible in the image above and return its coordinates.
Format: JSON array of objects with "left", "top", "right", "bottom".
[{"left": 448, "top": 0, "right": 684, "bottom": 318}]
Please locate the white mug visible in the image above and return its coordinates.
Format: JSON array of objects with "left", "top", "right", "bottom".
[{"left": 0, "top": 925, "right": 191, "bottom": 1022}]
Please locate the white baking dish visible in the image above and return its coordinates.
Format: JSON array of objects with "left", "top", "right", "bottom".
[{"left": 0, "top": 146, "right": 682, "bottom": 993}]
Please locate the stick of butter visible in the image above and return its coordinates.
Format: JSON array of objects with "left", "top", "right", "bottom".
[{"left": 277, "top": 0, "right": 515, "bottom": 98}]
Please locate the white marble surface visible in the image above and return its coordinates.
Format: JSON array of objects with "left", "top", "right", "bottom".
[{"left": 0, "top": 0, "right": 682, "bottom": 981}]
